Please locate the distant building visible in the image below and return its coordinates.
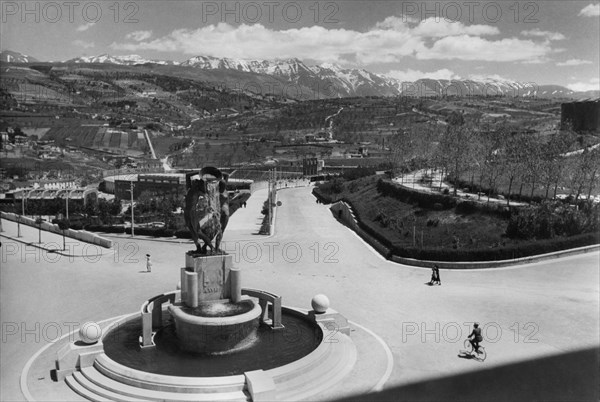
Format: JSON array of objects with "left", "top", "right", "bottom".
[
  {"left": 104, "top": 172, "right": 251, "bottom": 200},
  {"left": 114, "top": 173, "right": 184, "bottom": 200},
  {"left": 303, "top": 157, "right": 318, "bottom": 176},
  {"left": 0, "top": 187, "right": 97, "bottom": 209},
  {"left": 561, "top": 98, "right": 600, "bottom": 132}
]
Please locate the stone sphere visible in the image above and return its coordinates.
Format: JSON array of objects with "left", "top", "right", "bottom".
[
  {"left": 311, "top": 294, "right": 330, "bottom": 313},
  {"left": 79, "top": 322, "right": 102, "bottom": 344}
]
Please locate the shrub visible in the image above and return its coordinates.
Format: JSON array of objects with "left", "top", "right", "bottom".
[
  {"left": 506, "top": 201, "right": 599, "bottom": 240},
  {"left": 391, "top": 232, "right": 599, "bottom": 261},
  {"left": 455, "top": 201, "right": 478, "bottom": 214},
  {"left": 85, "top": 225, "right": 125, "bottom": 234},
  {"left": 124, "top": 227, "right": 174, "bottom": 237},
  {"left": 376, "top": 179, "right": 457, "bottom": 210},
  {"left": 175, "top": 229, "right": 192, "bottom": 239}
]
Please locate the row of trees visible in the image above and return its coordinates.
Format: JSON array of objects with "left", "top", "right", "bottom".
[{"left": 388, "top": 114, "right": 599, "bottom": 206}]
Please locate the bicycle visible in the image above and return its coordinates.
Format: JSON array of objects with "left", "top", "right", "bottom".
[{"left": 459, "top": 339, "right": 487, "bottom": 362}]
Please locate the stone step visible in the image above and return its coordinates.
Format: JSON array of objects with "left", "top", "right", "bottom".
[
  {"left": 81, "top": 367, "right": 248, "bottom": 402},
  {"left": 94, "top": 354, "right": 247, "bottom": 395},
  {"left": 72, "top": 371, "right": 149, "bottom": 402},
  {"left": 275, "top": 335, "right": 357, "bottom": 400},
  {"left": 65, "top": 374, "right": 114, "bottom": 402}
]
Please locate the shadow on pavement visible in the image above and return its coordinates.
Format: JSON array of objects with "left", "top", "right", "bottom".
[{"left": 338, "top": 347, "right": 599, "bottom": 401}]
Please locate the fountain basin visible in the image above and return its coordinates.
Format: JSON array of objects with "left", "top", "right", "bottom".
[{"left": 168, "top": 298, "right": 262, "bottom": 355}]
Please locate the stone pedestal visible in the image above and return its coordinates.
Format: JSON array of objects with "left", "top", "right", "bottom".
[
  {"left": 184, "top": 252, "right": 234, "bottom": 303},
  {"left": 170, "top": 252, "right": 255, "bottom": 354}
]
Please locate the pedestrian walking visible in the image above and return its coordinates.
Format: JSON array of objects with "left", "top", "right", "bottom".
[
  {"left": 146, "top": 254, "right": 152, "bottom": 273},
  {"left": 429, "top": 265, "right": 441, "bottom": 285}
]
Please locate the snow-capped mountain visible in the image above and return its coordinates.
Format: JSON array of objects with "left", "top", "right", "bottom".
[
  {"left": 181, "top": 56, "right": 314, "bottom": 77},
  {"left": 390, "top": 78, "right": 588, "bottom": 99},
  {"left": 182, "top": 56, "right": 399, "bottom": 97},
  {"left": 0, "top": 50, "right": 39, "bottom": 63},
  {"left": 309, "top": 63, "right": 399, "bottom": 97},
  {"left": 65, "top": 54, "right": 179, "bottom": 66},
  {"left": 3, "top": 50, "right": 594, "bottom": 99},
  {"left": 180, "top": 56, "right": 587, "bottom": 99}
]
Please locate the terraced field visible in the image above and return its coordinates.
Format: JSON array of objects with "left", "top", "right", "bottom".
[{"left": 42, "top": 125, "right": 148, "bottom": 154}]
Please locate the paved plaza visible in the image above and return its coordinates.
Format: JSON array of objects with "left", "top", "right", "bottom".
[{"left": 1, "top": 186, "right": 599, "bottom": 401}]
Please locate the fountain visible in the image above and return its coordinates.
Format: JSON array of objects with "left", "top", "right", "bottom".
[{"left": 52, "top": 167, "right": 357, "bottom": 401}]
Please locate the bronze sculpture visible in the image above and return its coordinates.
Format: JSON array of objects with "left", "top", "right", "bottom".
[{"left": 184, "top": 167, "right": 229, "bottom": 254}]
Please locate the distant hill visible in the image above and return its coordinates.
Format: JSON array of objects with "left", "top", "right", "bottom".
[
  {"left": 2, "top": 50, "right": 597, "bottom": 100},
  {"left": 0, "top": 50, "right": 39, "bottom": 63}
]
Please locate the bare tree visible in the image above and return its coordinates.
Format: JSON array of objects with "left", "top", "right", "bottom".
[
  {"left": 477, "top": 128, "right": 506, "bottom": 202},
  {"left": 501, "top": 133, "right": 529, "bottom": 206},
  {"left": 437, "top": 112, "right": 477, "bottom": 196},
  {"left": 523, "top": 133, "right": 543, "bottom": 200},
  {"left": 568, "top": 146, "right": 600, "bottom": 202},
  {"left": 387, "top": 129, "right": 416, "bottom": 180},
  {"left": 540, "top": 131, "right": 574, "bottom": 200}
]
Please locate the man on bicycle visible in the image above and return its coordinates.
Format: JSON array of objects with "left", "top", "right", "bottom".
[{"left": 468, "top": 322, "right": 483, "bottom": 354}]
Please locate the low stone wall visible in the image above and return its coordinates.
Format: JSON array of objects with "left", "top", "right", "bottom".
[
  {"left": 390, "top": 244, "right": 600, "bottom": 269},
  {"left": 1, "top": 212, "right": 113, "bottom": 248},
  {"left": 329, "top": 201, "right": 391, "bottom": 259}
]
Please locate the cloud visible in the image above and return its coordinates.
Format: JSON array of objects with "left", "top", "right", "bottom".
[
  {"left": 386, "top": 68, "right": 461, "bottom": 82},
  {"left": 521, "top": 29, "right": 565, "bottom": 41},
  {"left": 579, "top": 3, "right": 600, "bottom": 17},
  {"left": 72, "top": 39, "right": 95, "bottom": 49},
  {"left": 468, "top": 74, "right": 515, "bottom": 83},
  {"left": 110, "top": 23, "right": 426, "bottom": 65},
  {"left": 109, "top": 18, "right": 557, "bottom": 65},
  {"left": 76, "top": 23, "right": 95, "bottom": 32},
  {"left": 126, "top": 30, "right": 153, "bottom": 41},
  {"left": 374, "top": 16, "right": 413, "bottom": 31},
  {"left": 413, "top": 18, "right": 499, "bottom": 37},
  {"left": 521, "top": 58, "right": 550, "bottom": 64},
  {"left": 567, "top": 78, "right": 600, "bottom": 92},
  {"left": 417, "top": 35, "right": 553, "bottom": 62},
  {"left": 557, "top": 59, "right": 593, "bottom": 66}
]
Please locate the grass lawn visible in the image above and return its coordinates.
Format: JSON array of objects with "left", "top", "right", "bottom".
[{"left": 324, "top": 176, "right": 520, "bottom": 251}]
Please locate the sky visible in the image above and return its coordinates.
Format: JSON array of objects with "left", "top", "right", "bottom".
[{"left": 1, "top": 0, "right": 599, "bottom": 90}]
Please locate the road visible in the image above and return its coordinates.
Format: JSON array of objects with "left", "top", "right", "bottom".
[{"left": 1, "top": 186, "right": 598, "bottom": 400}]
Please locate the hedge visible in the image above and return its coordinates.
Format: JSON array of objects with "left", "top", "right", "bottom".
[
  {"left": 174, "top": 229, "right": 192, "bottom": 239},
  {"left": 124, "top": 227, "right": 174, "bottom": 237},
  {"left": 312, "top": 188, "right": 334, "bottom": 204},
  {"left": 377, "top": 179, "right": 457, "bottom": 209},
  {"left": 391, "top": 232, "right": 599, "bottom": 262},
  {"left": 84, "top": 225, "right": 125, "bottom": 234}
]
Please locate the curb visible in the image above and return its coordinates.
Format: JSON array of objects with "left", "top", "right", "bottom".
[{"left": 390, "top": 244, "right": 600, "bottom": 269}]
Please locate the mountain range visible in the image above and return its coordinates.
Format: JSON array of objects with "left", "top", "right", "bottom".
[{"left": 2, "top": 50, "right": 597, "bottom": 100}]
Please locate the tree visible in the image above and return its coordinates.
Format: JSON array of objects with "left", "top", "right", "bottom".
[
  {"left": 57, "top": 219, "right": 70, "bottom": 250},
  {"left": 568, "top": 147, "right": 600, "bottom": 202},
  {"left": 501, "top": 133, "right": 529, "bottom": 206},
  {"left": 522, "top": 134, "right": 543, "bottom": 200},
  {"left": 476, "top": 128, "right": 505, "bottom": 201},
  {"left": 539, "top": 132, "right": 574, "bottom": 200},
  {"left": 437, "top": 115, "right": 477, "bottom": 195},
  {"left": 387, "top": 129, "right": 413, "bottom": 179},
  {"left": 35, "top": 217, "right": 43, "bottom": 244}
]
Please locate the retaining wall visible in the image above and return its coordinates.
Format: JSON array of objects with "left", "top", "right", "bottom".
[{"left": 0, "top": 212, "right": 113, "bottom": 248}]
